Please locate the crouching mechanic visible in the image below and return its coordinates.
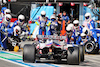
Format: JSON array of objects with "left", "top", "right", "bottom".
[
  {"left": 73, "top": 20, "right": 82, "bottom": 45},
  {"left": 78, "top": 27, "right": 89, "bottom": 45},
  {"left": 12, "top": 14, "right": 29, "bottom": 35},
  {"left": 80, "top": 33, "right": 87, "bottom": 45},
  {"left": 0, "top": 14, "right": 13, "bottom": 50},
  {"left": 34, "top": 11, "right": 50, "bottom": 35},
  {"left": 48, "top": 15, "right": 58, "bottom": 35},
  {"left": 66, "top": 26, "right": 74, "bottom": 44}
]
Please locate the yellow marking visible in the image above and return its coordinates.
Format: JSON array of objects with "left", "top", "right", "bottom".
[{"left": 31, "top": 26, "right": 38, "bottom": 38}]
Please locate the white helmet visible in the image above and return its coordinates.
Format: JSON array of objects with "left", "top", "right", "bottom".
[
  {"left": 82, "top": 27, "right": 89, "bottom": 35},
  {"left": 73, "top": 20, "right": 79, "bottom": 24},
  {"left": 51, "top": 15, "right": 56, "bottom": 19},
  {"left": 4, "top": 14, "right": 12, "bottom": 23},
  {"left": 81, "top": 33, "right": 86, "bottom": 41},
  {"left": 18, "top": 14, "right": 25, "bottom": 22},
  {"left": 85, "top": 13, "right": 91, "bottom": 22},
  {"left": 73, "top": 20, "right": 79, "bottom": 29},
  {"left": 66, "top": 26, "right": 72, "bottom": 34},
  {"left": 4, "top": 9, "right": 11, "bottom": 15},
  {"left": 14, "top": 26, "right": 21, "bottom": 36},
  {"left": 67, "top": 23, "right": 74, "bottom": 31},
  {"left": 41, "top": 11, "right": 46, "bottom": 17}
]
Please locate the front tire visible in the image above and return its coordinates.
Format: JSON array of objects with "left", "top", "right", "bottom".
[{"left": 23, "top": 44, "right": 36, "bottom": 63}]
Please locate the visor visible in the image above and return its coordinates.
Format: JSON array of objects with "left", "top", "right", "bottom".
[
  {"left": 85, "top": 16, "right": 89, "bottom": 19},
  {"left": 85, "top": 30, "right": 88, "bottom": 34},
  {"left": 6, "top": 17, "right": 11, "bottom": 21},
  {"left": 16, "top": 29, "right": 19, "bottom": 34},
  {"left": 6, "top": 12, "right": 10, "bottom": 14},
  {"left": 41, "top": 15, "right": 45, "bottom": 17},
  {"left": 51, "top": 18, "right": 56, "bottom": 21},
  {"left": 74, "top": 24, "right": 79, "bottom": 27},
  {"left": 19, "top": 19, "right": 24, "bottom": 22},
  {"left": 82, "top": 36, "right": 86, "bottom": 39},
  {"left": 67, "top": 30, "right": 72, "bottom": 34}
]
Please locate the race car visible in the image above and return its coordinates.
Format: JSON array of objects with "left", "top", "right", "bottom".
[{"left": 23, "top": 35, "right": 85, "bottom": 65}]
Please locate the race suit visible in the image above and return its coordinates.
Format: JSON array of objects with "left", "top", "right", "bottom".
[
  {"left": 73, "top": 26, "right": 82, "bottom": 45},
  {"left": 86, "top": 20, "right": 98, "bottom": 43},
  {"left": 62, "top": 15, "right": 70, "bottom": 27},
  {"left": 66, "top": 33, "right": 74, "bottom": 44},
  {"left": 0, "top": 22, "right": 13, "bottom": 49},
  {"left": 12, "top": 20, "right": 29, "bottom": 36},
  {"left": 34, "top": 16, "right": 50, "bottom": 35},
  {"left": 48, "top": 21, "right": 58, "bottom": 35}
]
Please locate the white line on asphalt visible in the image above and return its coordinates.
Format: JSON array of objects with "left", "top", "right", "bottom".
[{"left": 0, "top": 58, "right": 29, "bottom": 67}]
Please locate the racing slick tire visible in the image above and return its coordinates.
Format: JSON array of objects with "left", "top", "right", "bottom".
[
  {"left": 67, "top": 46, "right": 80, "bottom": 65},
  {"left": 79, "top": 45, "right": 85, "bottom": 62},
  {"left": 85, "top": 41, "right": 99, "bottom": 54},
  {"left": 23, "top": 44, "right": 36, "bottom": 63}
]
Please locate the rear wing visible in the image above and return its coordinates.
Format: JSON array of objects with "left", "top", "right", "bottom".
[{"left": 37, "top": 35, "right": 66, "bottom": 40}]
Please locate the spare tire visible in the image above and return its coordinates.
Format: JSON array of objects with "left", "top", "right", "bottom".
[
  {"left": 67, "top": 46, "right": 80, "bottom": 65},
  {"left": 85, "top": 41, "right": 99, "bottom": 53},
  {"left": 23, "top": 44, "right": 36, "bottom": 63}
]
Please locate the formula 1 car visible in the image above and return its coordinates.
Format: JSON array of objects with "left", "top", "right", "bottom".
[{"left": 23, "top": 35, "right": 85, "bottom": 65}]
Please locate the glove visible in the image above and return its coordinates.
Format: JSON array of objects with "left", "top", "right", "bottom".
[
  {"left": 4, "top": 32, "right": 8, "bottom": 36},
  {"left": 5, "top": 28, "right": 8, "bottom": 32}
]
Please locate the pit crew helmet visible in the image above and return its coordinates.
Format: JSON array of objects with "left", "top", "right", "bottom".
[
  {"left": 85, "top": 13, "right": 91, "bottom": 22},
  {"left": 82, "top": 27, "right": 89, "bottom": 35},
  {"left": 18, "top": 14, "right": 25, "bottom": 22},
  {"left": 67, "top": 23, "right": 74, "bottom": 31},
  {"left": 81, "top": 33, "right": 86, "bottom": 41},
  {"left": 4, "top": 14, "right": 12, "bottom": 24},
  {"left": 4, "top": 9, "right": 11, "bottom": 15},
  {"left": 73, "top": 20, "right": 79, "bottom": 30},
  {"left": 14, "top": 26, "right": 21, "bottom": 36},
  {"left": 50, "top": 15, "right": 56, "bottom": 21},
  {"left": 41, "top": 11, "right": 46, "bottom": 17},
  {"left": 66, "top": 26, "right": 72, "bottom": 35},
  {"left": 18, "top": 14, "right": 25, "bottom": 25}
]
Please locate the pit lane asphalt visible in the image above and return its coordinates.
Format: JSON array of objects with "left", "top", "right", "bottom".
[{"left": 0, "top": 41, "right": 100, "bottom": 67}]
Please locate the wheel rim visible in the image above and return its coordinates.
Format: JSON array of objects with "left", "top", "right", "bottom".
[{"left": 85, "top": 43, "right": 94, "bottom": 52}]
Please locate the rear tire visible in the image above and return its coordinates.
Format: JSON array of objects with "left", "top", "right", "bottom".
[
  {"left": 23, "top": 44, "right": 36, "bottom": 63},
  {"left": 79, "top": 45, "right": 85, "bottom": 62},
  {"left": 67, "top": 47, "right": 80, "bottom": 65}
]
